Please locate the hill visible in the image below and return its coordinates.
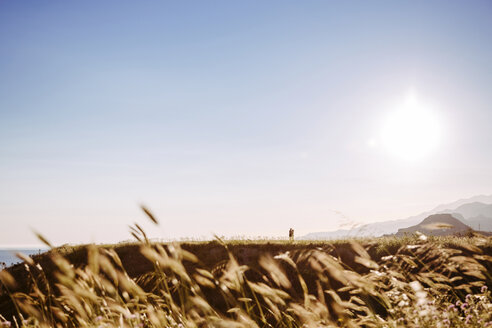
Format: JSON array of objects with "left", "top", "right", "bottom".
[
  {"left": 395, "top": 213, "right": 472, "bottom": 236},
  {"left": 1, "top": 236, "right": 491, "bottom": 327}
]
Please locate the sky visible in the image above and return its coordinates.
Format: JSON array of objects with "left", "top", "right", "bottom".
[{"left": 1, "top": 1, "right": 492, "bottom": 246}]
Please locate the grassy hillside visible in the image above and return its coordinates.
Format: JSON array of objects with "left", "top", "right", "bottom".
[
  {"left": 1, "top": 206, "right": 492, "bottom": 328},
  {"left": 1, "top": 233, "right": 491, "bottom": 327}
]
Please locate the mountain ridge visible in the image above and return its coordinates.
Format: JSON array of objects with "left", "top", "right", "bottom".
[{"left": 301, "top": 194, "right": 492, "bottom": 240}]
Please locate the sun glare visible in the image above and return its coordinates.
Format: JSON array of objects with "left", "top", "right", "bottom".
[{"left": 381, "top": 96, "right": 441, "bottom": 161}]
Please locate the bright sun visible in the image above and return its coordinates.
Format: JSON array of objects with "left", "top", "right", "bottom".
[{"left": 380, "top": 96, "right": 441, "bottom": 161}]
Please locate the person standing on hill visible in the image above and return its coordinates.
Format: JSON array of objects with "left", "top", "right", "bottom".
[{"left": 289, "top": 228, "right": 294, "bottom": 241}]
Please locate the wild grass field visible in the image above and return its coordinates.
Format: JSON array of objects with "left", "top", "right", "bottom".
[{"left": 1, "top": 212, "right": 491, "bottom": 327}]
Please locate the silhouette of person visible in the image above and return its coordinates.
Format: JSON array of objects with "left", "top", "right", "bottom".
[{"left": 289, "top": 228, "right": 294, "bottom": 241}]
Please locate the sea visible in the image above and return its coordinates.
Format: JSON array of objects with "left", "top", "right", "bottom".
[{"left": 0, "top": 248, "right": 47, "bottom": 269}]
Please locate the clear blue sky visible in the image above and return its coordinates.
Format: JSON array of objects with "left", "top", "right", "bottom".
[{"left": 1, "top": 1, "right": 491, "bottom": 245}]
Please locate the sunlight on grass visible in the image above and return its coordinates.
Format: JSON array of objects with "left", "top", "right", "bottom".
[{"left": 0, "top": 210, "right": 491, "bottom": 327}]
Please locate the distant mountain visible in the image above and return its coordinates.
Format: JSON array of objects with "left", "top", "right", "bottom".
[
  {"left": 439, "top": 202, "right": 492, "bottom": 231},
  {"left": 430, "top": 195, "right": 492, "bottom": 213},
  {"left": 464, "top": 215, "right": 492, "bottom": 231},
  {"left": 439, "top": 202, "right": 492, "bottom": 219},
  {"left": 300, "top": 195, "right": 492, "bottom": 240},
  {"left": 395, "top": 214, "right": 471, "bottom": 237}
]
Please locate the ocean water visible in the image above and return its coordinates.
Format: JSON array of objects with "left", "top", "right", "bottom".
[{"left": 0, "top": 249, "right": 46, "bottom": 269}]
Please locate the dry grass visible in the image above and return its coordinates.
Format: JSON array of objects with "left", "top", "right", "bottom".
[{"left": 1, "top": 213, "right": 491, "bottom": 327}]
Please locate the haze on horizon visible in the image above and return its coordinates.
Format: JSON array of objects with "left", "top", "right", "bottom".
[{"left": 1, "top": 1, "right": 491, "bottom": 246}]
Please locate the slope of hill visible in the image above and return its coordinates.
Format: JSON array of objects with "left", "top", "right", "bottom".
[{"left": 395, "top": 213, "right": 472, "bottom": 237}]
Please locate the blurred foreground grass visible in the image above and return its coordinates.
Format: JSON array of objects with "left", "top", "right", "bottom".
[{"left": 1, "top": 213, "right": 491, "bottom": 327}]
